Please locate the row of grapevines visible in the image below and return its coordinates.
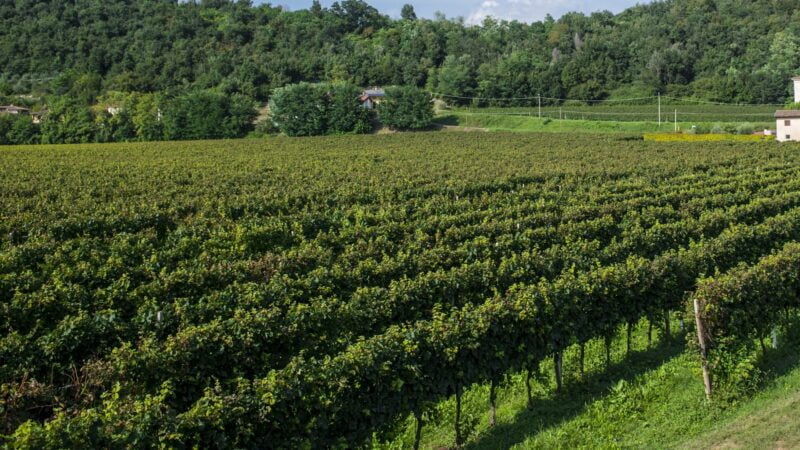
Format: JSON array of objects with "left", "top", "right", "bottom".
[
  {"left": 691, "top": 241, "right": 800, "bottom": 394},
  {"left": 11, "top": 202, "right": 800, "bottom": 448}
]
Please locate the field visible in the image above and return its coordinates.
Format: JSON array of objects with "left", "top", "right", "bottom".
[
  {"left": 446, "top": 103, "right": 778, "bottom": 123},
  {"left": 438, "top": 103, "right": 777, "bottom": 135},
  {"left": 2, "top": 133, "right": 800, "bottom": 448}
]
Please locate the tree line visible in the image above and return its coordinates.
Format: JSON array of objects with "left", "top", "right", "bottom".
[
  {"left": 2, "top": 0, "right": 799, "bottom": 104},
  {"left": 1, "top": 0, "right": 800, "bottom": 144},
  {"left": 0, "top": 81, "right": 433, "bottom": 144}
]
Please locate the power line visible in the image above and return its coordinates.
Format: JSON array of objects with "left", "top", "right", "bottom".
[
  {"left": 432, "top": 92, "right": 660, "bottom": 102},
  {"left": 661, "top": 96, "right": 785, "bottom": 107},
  {"left": 432, "top": 91, "right": 787, "bottom": 107}
]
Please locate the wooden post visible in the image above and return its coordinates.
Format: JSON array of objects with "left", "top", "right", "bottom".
[
  {"left": 554, "top": 352, "right": 563, "bottom": 392},
  {"left": 526, "top": 368, "right": 533, "bottom": 409},
  {"left": 489, "top": 380, "right": 497, "bottom": 427},
  {"left": 626, "top": 322, "right": 633, "bottom": 355},
  {"left": 579, "top": 342, "right": 585, "bottom": 376},
  {"left": 526, "top": 360, "right": 539, "bottom": 410},
  {"left": 414, "top": 411, "right": 423, "bottom": 450},
  {"left": 772, "top": 326, "right": 778, "bottom": 349},
  {"left": 455, "top": 385, "right": 463, "bottom": 448},
  {"left": 693, "top": 298, "right": 712, "bottom": 399}
]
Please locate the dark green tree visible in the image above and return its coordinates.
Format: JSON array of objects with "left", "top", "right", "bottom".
[
  {"left": 269, "top": 82, "right": 372, "bottom": 136},
  {"left": 162, "top": 91, "right": 256, "bottom": 141},
  {"left": 269, "top": 83, "right": 330, "bottom": 137},
  {"left": 327, "top": 83, "right": 374, "bottom": 134},
  {"left": 401, "top": 4, "right": 417, "bottom": 21},
  {"left": 40, "top": 98, "right": 97, "bottom": 144},
  {"left": 380, "top": 85, "right": 433, "bottom": 130},
  {"left": 6, "top": 116, "right": 40, "bottom": 144}
]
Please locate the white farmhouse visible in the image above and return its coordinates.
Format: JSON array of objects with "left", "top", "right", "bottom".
[
  {"left": 776, "top": 110, "right": 800, "bottom": 142},
  {"left": 796, "top": 76, "right": 800, "bottom": 103},
  {"left": 774, "top": 76, "right": 800, "bottom": 142}
]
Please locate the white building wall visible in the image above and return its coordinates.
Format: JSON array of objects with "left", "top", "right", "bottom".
[
  {"left": 777, "top": 117, "right": 800, "bottom": 142},
  {"left": 795, "top": 79, "right": 800, "bottom": 103}
]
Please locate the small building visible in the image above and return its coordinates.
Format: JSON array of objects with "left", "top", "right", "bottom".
[
  {"left": 359, "top": 88, "right": 386, "bottom": 110},
  {"left": 0, "top": 105, "right": 30, "bottom": 116},
  {"left": 31, "top": 110, "right": 46, "bottom": 124},
  {"left": 774, "top": 76, "right": 800, "bottom": 142},
  {"left": 776, "top": 110, "right": 800, "bottom": 142}
]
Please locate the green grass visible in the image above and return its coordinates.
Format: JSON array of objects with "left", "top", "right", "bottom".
[
  {"left": 436, "top": 113, "right": 772, "bottom": 135},
  {"left": 682, "top": 374, "right": 800, "bottom": 449},
  {"left": 381, "top": 318, "right": 800, "bottom": 449},
  {"left": 446, "top": 104, "right": 777, "bottom": 123}
]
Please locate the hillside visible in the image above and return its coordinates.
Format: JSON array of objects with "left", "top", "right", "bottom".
[{"left": 1, "top": 0, "right": 799, "bottom": 104}]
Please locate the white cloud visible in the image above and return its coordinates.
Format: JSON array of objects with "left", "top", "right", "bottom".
[{"left": 466, "top": 0, "right": 629, "bottom": 25}]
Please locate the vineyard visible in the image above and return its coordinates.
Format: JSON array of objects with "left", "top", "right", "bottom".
[
  {"left": 2, "top": 133, "right": 800, "bottom": 448},
  {"left": 440, "top": 102, "right": 777, "bottom": 135},
  {"left": 448, "top": 103, "right": 778, "bottom": 123}
]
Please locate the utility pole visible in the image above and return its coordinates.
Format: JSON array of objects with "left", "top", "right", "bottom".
[
  {"left": 674, "top": 109, "right": 678, "bottom": 133},
  {"left": 538, "top": 93, "right": 542, "bottom": 119},
  {"left": 658, "top": 93, "right": 662, "bottom": 127}
]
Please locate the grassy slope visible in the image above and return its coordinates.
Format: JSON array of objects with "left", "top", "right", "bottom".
[
  {"left": 382, "top": 319, "right": 800, "bottom": 449},
  {"left": 681, "top": 361, "right": 800, "bottom": 449},
  {"left": 435, "top": 113, "right": 773, "bottom": 135}
]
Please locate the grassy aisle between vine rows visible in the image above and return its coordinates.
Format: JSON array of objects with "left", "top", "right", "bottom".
[{"left": 383, "top": 318, "right": 800, "bottom": 449}]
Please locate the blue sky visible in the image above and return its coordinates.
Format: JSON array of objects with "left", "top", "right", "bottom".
[{"left": 265, "top": 1, "right": 651, "bottom": 24}]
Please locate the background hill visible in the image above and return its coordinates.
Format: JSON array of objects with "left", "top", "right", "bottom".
[{"left": 1, "top": 0, "right": 799, "bottom": 104}]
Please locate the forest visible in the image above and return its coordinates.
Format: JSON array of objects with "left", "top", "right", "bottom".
[
  {"left": 0, "top": 0, "right": 799, "bottom": 143},
  {"left": 2, "top": 0, "right": 800, "bottom": 103}
]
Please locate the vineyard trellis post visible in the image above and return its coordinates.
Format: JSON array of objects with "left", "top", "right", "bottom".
[
  {"left": 772, "top": 326, "right": 778, "bottom": 349},
  {"left": 693, "top": 297, "right": 713, "bottom": 399},
  {"left": 413, "top": 411, "right": 423, "bottom": 450},
  {"left": 554, "top": 352, "right": 563, "bottom": 392},
  {"left": 489, "top": 380, "right": 498, "bottom": 426},
  {"left": 455, "top": 384, "right": 463, "bottom": 448}
]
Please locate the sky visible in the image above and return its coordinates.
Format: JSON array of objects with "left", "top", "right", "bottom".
[{"left": 265, "top": 0, "right": 651, "bottom": 25}]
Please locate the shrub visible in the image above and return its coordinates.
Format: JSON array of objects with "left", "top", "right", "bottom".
[
  {"left": 735, "top": 123, "right": 755, "bottom": 135},
  {"left": 710, "top": 123, "right": 726, "bottom": 134},
  {"left": 379, "top": 86, "right": 433, "bottom": 130}
]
